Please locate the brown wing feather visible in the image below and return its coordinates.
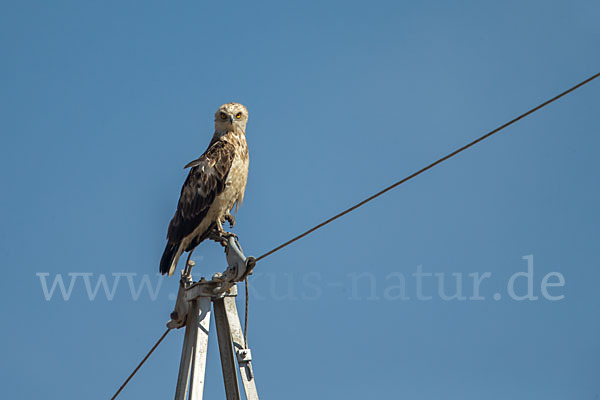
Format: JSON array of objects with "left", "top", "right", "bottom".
[{"left": 166, "top": 139, "right": 236, "bottom": 244}]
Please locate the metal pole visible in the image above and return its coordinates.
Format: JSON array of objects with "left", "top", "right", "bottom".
[
  {"left": 213, "top": 297, "right": 241, "bottom": 400},
  {"left": 174, "top": 297, "right": 211, "bottom": 400},
  {"left": 188, "top": 297, "right": 211, "bottom": 400},
  {"left": 222, "top": 296, "right": 259, "bottom": 400},
  {"left": 174, "top": 300, "right": 197, "bottom": 400},
  {"left": 170, "top": 237, "right": 259, "bottom": 400}
]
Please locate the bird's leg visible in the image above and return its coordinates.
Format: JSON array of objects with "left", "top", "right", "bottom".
[{"left": 221, "top": 212, "right": 236, "bottom": 228}]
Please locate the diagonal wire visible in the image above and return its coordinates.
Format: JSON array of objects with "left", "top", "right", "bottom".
[
  {"left": 110, "top": 328, "right": 171, "bottom": 400},
  {"left": 255, "top": 71, "right": 600, "bottom": 263}
]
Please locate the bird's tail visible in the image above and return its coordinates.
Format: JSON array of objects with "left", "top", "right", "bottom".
[{"left": 160, "top": 242, "right": 182, "bottom": 276}]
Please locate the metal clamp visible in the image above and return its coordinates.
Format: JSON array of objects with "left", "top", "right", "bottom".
[
  {"left": 167, "top": 268, "right": 194, "bottom": 329},
  {"left": 236, "top": 348, "right": 252, "bottom": 363},
  {"left": 216, "top": 236, "right": 256, "bottom": 283},
  {"left": 236, "top": 348, "right": 254, "bottom": 380},
  {"left": 170, "top": 236, "right": 256, "bottom": 318}
]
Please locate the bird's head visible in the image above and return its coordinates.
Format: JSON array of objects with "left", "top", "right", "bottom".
[{"left": 214, "top": 102, "right": 248, "bottom": 135}]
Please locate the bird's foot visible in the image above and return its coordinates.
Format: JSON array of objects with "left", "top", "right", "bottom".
[
  {"left": 221, "top": 213, "right": 236, "bottom": 228},
  {"left": 208, "top": 230, "right": 226, "bottom": 246},
  {"left": 208, "top": 229, "right": 237, "bottom": 247}
]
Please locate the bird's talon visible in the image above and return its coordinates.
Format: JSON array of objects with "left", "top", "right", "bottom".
[
  {"left": 223, "top": 213, "right": 236, "bottom": 228},
  {"left": 223, "top": 231, "right": 237, "bottom": 240},
  {"left": 208, "top": 229, "right": 236, "bottom": 247}
]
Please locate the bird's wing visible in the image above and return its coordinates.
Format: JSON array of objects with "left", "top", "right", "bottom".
[{"left": 167, "top": 139, "right": 236, "bottom": 243}]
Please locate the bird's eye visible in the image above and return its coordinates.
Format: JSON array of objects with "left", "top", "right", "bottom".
[
  {"left": 235, "top": 112, "right": 242, "bottom": 119},
  {"left": 220, "top": 112, "right": 227, "bottom": 120}
]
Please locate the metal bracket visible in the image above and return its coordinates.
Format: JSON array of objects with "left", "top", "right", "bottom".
[
  {"left": 236, "top": 348, "right": 252, "bottom": 363},
  {"left": 215, "top": 236, "right": 256, "bottom": 283},
  {"left": 167, "top": 236, "right": 255, "bottom": 327},
  {"left": 236, "top": 348, "right": 254, "bottom": 380},
  {"left": 166, "top": 269, "right": 194, "bottom": 329}
]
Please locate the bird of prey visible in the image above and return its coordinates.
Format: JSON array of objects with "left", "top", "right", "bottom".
[{"left": 160, "top": 102, "right": 250, "bottom": 276}]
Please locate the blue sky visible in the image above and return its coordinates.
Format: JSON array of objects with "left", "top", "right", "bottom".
[{"left": 1, "top": 1, "right": 599, "bottom": 399}]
